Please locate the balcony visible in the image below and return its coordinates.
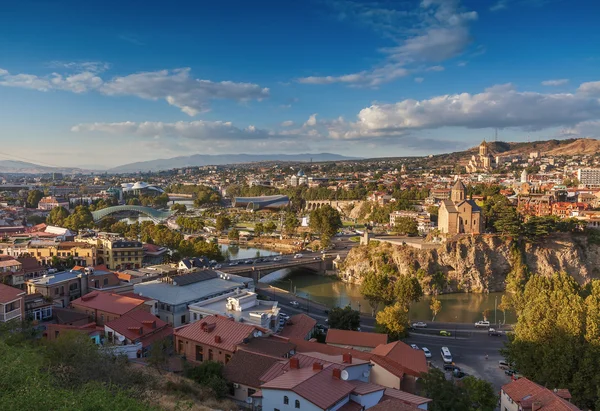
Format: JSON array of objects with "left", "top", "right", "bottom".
[{"left": 0, "top": 308, "right": 21, "bottom": 322}]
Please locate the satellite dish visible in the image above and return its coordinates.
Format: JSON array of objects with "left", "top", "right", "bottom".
[
  {"left": 341, "top": 370, "right": 349, "bottom": 381},
  {"left": 118, "top": 335, "right": 125, "bottom": 342}
]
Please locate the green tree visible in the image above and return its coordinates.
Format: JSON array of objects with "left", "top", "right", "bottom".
[
  {"left": 215, "top": 215, "right": 231, "bottom": 232},
  {"left": 375, "top": 303, "right": 409, "bottom": 340},
  {"left": 46, "top": 206, "right": 70, "bottom": 226},
  {"left": 395, "top": 275, "right": 423, "bottom": 308},
  {"left": 328, "top": 306, "right": 360, "bottom": 331},
  {"left": 184, "top": 361, "right": 229, "bottom": 399},
  {"left": 392, "top": 216, "right": 419, "bottom": 236},
  {"left": 283, "top": 212, "right": 300, "bottom": 236},
  {"left": 309, "top": 205, "right": 343, "bottom": 247},
  {"left": 63, "top": 205, "right": 94, "bottom": 231},
  {"left": 26, "top": 190, "right": 44, "bottom": 208},
  {"left": 430, "top": 296, "right": 442, "bottom": 321},
  {"left": 420, "top": 369, "right": 497, "bottom": 411},
  {"left": 493, "top": 202, "right": 521, "bottom": 236},
  {"left": 171, "top": 203, "right": 187, "bottom": 213},
  {"left": 264, "top": 221, "right": 277, "bottom": 234},
  {"left": 360, "top": 271, "right": 395, "bottom": 313},
  {"left": 228, "top": 228, "right": 240, "bottom": 241},
  {"left": 461, "top": 376, "right": 498, "bottom": 411},
  {"left": 254, "top": 222, "right": 264, "bottom": 237},
  {"left": 147, "top": 337, "right": 172, "bottom": 374}
]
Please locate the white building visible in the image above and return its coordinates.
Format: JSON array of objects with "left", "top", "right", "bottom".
[{"left": 577, "top": 168, "right": 600, "bottom": 187}]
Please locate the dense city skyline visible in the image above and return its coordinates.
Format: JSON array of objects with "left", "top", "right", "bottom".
[{"left": 1, "top": 0, "right": 599, "bottom": 167}]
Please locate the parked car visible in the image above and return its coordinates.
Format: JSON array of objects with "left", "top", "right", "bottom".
[
  {"left": 294, "top": 254, "right": 303, "bottom": 259},
  {"left": 410, "top": 344, "right": 419, "bottom": 350},
  {"left": 453, "top": 369, "right": 467, "bottom": 379},
  {"left": 440, "top": 330, "right": 452, "bottom": 336},
  {"left": 228, "top": 262, "right": 238, "bottom": 266},
  {"left": 422, "top": 347, "right": 432, "bottom": 358},
  {"left": 443, "top": 363, "right": 460, "bottom": 372},
  {"left": 214, "top": 264, "right": 222, "bottom": 269},
  {"left": 244, "top": 260, "right": 253, "bottom": 264},
  {"left": 475, "top": 321, "right": 491, "bottom": 328},
  {"left": 505, "top": 369, "right": 518, "bottom": 376},
  {"left": 412, "top": 322, "right": 427, "bottom": 328},
  {"left": 273, "top": 256, "right": 282, "bottom": 262},
  {"left": 498, "top": 360, "right": 511, "bottom": 370},
  {"left": 290, "top": 301, "right": 300, "bottom": 308},
  {"left": 488, "top": 328, "right": 504, "bottom": 336}
]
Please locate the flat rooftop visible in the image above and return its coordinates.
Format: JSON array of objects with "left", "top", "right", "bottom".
[{"left": 28, "top": 271, "right": 79, "bottom": 285}]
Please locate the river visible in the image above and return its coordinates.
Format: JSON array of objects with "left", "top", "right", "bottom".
[
  {"left": 270, "top": 269, "right": 516, "bottom": 324},
  {"left": 219, "top": 244, "right": 281, "bottom": 261}
]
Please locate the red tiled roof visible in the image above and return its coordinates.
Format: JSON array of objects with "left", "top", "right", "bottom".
[
  {"left": 223, "top": 350, "right": 282, "bottom": 388},
  {"left": 337, "top": 400, "right": 363, "bottom": 411},
  {"left": 0, "top": 259, "right": 20, "bottom": 268},
  {"left": 16, "top": 257, "right": 40, "bottom": 272},
  {"left": 369, "top": 399, "right": 421, "bottom": 411},
  {"left": 278, "top": 313, "right": 316, "bottom": 339},
  {"left": 326, "top": 329, "right": 387, "bottom": 348},
  {"left": 350, "top": 380, "right": 386, "bottom": 395},
  {"left": 262, "top": 364, "right": 356, "bottom": 409},
  {"left": 502, "top": 378, "right": 580, "bottom": 410},
  {"left": 383, "top": 388, "right": 431, "bottom": 406},
  {"left": 237, "top": 335, "right": 296, "bottom": 358},
  {"left": 174, "top": 315, "right": 262, "bottom": 352},
  {"left": 0, "top": 283, "right": 25, "bottom": 303},
  {"left": 105, "top": 310, "right": 172, "bottom": 347},
  {"left": 371, "top": 341, "right": 428, "bottom": 376},
  {"left": 71, "top": 291, "right": 146, "bottom": 316}
]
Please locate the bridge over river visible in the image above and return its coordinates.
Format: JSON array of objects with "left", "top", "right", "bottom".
[
  {"left": 219, "top": 256, "right": 335, "bottom": 283},
  {"left": 91, "top": 205, "right": 174, "bottom": 223}
]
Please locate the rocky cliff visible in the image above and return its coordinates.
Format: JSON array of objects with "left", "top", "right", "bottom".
[{"left": 340, "top": 233, "right": 600, "bottom": 293}]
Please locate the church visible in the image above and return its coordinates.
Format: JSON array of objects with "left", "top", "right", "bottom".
[
  {"left": 466, "top": 140, "right": 495, "bottom": 173},
  {"left": 438, "top": 180, "right": 483, "bottom": 235}
]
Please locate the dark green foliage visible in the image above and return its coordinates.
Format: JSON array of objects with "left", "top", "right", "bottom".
[
  {"left": 26, "top": 189, "right": 44, "bottom": 208},
  {"left": 328, "top": 306, "right": 361, "bottom": 330},
  {"left": 392, "top": 216, "right": 419, "bottom": 236},
  {"left": 420, "top": 368, "right": 497, "bottom": 411},
  {"left": 184, "top": 361, "right": 229, "bottom": 398},
  {"left": 309, "top": 205, "right": 343, "bottom": 247}
]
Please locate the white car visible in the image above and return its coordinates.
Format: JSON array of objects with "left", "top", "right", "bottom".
[
  {"left": 422, "top": 347, "right": 432, "bottom": 358},
  {"left": 410, "top": 344, "right": 419, "bottom": 350},
  {"left": 294, "top": 254, "right": 303, "bottom": 259},
  {"left": 475, "top": 321, "right": 491, "bottom": 328},
  {"left": 214, "top": 264, "right": 222, "bottom": 269},
  {"left": 290, "top": 301, "right": 300, "bottom": 307},
  {"left": 273, "top": 256, "right": 282, "bottom": 262},
  {"left": 412, "top": 322, "right": 427, "bottom": 328}
]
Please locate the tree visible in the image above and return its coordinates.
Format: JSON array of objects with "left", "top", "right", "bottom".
[
  {"left": 462, "top": 375, "right": 498, "bottom": 411},
  {"left": 430, "top": 296, "right": 442, "bottom": 321},
  {"left": 376, "top": 303, "right": 409, "bottom": 340},
  {"left": 360, "top": 271, "right": 395, "bottom": 313},
  {"left": 147, "top": 337, "right": 172, "bottom": 374},
  {"left": 254, "top": 222, "right": 264, "bottom": 237},
  {"left": 493, "top": 202, "right": 521, "bottom": 236},
  {"left": 228, "top": 228, "right": 240, "bottom": 241},
  {"left": 328, "top": 306, "right": 360, "bottom": 331},
  {"left": 392, "top": 216, "right": 419, "bottom": 236},
  {"left": 215, "top": 215, "right": 231, "bottom": 232},
  {"left": 184, "top": 361, "right": 229, "bottom": 399},
  {"left": 264, "top": 221, "right": 277, "bottom": 234},
  {"left": 46, "top": 206, "right": 70, "bottom": 226},
  {"left": 63, "top": 205, "right": 94, "bottom": 231},
  {"left": 309, "top": 205, "right": 343, "bottom": 247},
  {"left": 420, "top": 368, "right": 497, "bottom": 411},
  {"left": 26, "top": 190, "right": 44, "bottom": 208},
  {"left": 283, "top": 212, "right": 300, "bottom": 236},
  {"left": 482, "top": 309, "right": 490, "bottom": 322},
  {"left": 171, "top": 203, "right": 187, "bottom": 213},
  {"left": 395, "top": 275, "right": 423, "bottom": 308}
]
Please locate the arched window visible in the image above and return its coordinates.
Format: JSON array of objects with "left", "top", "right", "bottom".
[
  {"left": 283, "top": 396, "right": 289, "bottom": 405},
  {"left": 295, "top": 399, "right": 300, "bottom": 408}
]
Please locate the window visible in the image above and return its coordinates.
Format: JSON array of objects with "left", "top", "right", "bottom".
[
  {"left": 225, "top": 354, "right": 231, "bottom": 364},
  {"left": 103, "top": 278, "right": 108, "bottom": 286},
  {"left": 295, "top": 399, "right": 300, "bottom": 408},
  {"left": 247, "top": 388, "right": 256, "bottom": 397},
  {"left": 195, "top": 345, "right": 203, "bottom": 361},
  {"left": 100, "top": 314, "right": 104, "bottom": 322},
  {"left": 208, "top": 349, "right": 213, "bottom": 361},
  {"left": 178, "top": 340, "right": 184, "bottom": 354},
  {"left": 283, "top": 396, "right": 289, "bottom": 405},
  {"left": 54, "top": 288, "right": 59, "bottom": 295},
  {"left": 181, "top": 315, "right": 186, "bottom": 324}
]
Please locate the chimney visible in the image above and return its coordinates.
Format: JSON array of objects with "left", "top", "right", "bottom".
[
  {"left": 332, "top": 368, "right": 342, "bottom": 379},
  {"left": 200, "top": 321, "right": 208, "bottom": 331},
  {"left": 214, "top": 335, "right": 222, "bottom": 344},
  {"left": 312, "top": 362, "right": 323, "bottom": 371},
  {"left": 532, "top": 401, "right": 542, "bottom": 411},
  {"left": 342, "top": 353, "right": 352, "bottom": 364},
  {"left": 289, "top": 358, "right": 300, "bottom": 369}
]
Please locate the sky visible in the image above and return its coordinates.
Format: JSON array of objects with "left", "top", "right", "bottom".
[{"left": 1, "top": 0, "right": 600, "bottom": 168}]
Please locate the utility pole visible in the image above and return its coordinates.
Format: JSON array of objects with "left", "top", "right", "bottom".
[{"left": 495, "top": 295, "right": 498, "bottom": 327}]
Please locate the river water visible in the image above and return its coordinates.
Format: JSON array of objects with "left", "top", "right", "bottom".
[
  {"left": 271, "top": 269, "right": 516, "bottom": 324},
  {"left": 219, "top": 244, "right": 281, "bottom": 261}
]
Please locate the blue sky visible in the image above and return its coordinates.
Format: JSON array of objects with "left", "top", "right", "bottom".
[{"left": 1, "top": 0, "right": 600, "bottom": 168}]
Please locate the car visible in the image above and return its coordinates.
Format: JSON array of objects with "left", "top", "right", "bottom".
[
  {"left": 410, "top": 344, "right": 419, "bottom": 350},
  {"left": 498, "top": 360, "right": 511, "bottom": 370},
  {"left": 505, "top": 369, "right": 517, "bottom": 376},
  {"left": 453, "top": 370, "right": 467, "bottom": 379},
  {"left": 443, "top": 363, "right": 459, "bottom": 372},
  {"left": 313, "top": 257, "right": 320, "bottom": 260},
  {"left": 422, "top": 347, "right": 432, "bottom": 358},
  {"left": 273, "top": 256, "right": 282, "bottom": 262},
  {"left": 228, "top": 262, "right": 238, "bottom": 266},
  {"left": 488, "top": 328, "right": 503, "bottom": 336},
  {"left": 294, "top": 254, "right": 303, "bottom": 259},
  {"left": 475, "top": 321, "right": 491, "bottom": 328},
  {"left": 440, "top": 330, "right": 452, "bottom": 336},
  {"left": 214, "top": 264, "right": 222, "bottom": 269},
  {"left": 244, "top": 260, "right": 253, "bottom": 264},
  {"left": 412, "top": 322, "right": 427, "bottom": 328},
  {"left": 290, "top": 301, "right": 300, "bottom": 308}
]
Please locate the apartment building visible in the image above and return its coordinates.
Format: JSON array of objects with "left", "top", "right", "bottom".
[
  {"left": 0, "top": 240, "right": 97, "bottom": 267},
  {"left": 0, "top": 283, "right": 26, "bottom": 323},
  {"left": 37, "top": 196, "right": 69, "bottom": 211},
  {"left": 82, "top": 234, "right": 144, "bottom": 270},
  {"left": 577, "top": 168, "right": 600, "bottom": 187},
  {"left": 26, "top": 270, "right": 88, "bottom": 308}
]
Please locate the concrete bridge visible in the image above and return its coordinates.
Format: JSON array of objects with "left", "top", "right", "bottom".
[
  {"left": 91, "top": 205, "right": 174, "bottom": 223},
  {"left": 220, "top": 257, "right": 334, "bottom": 283},
  {"left": 304, "top": 199, "right": 362, "bottom": 212}
]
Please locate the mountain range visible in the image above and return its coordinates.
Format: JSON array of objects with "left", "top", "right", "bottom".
[{"left": 107, "top": 153, "right": 356, "bottom": 173}]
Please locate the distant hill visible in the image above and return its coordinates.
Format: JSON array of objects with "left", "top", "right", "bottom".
[
  {"left": 0, "top": 160, "right": 88, "bottom": 174},
  {"left": 109, "top": 153, "right": 356, "bottom": 173}
]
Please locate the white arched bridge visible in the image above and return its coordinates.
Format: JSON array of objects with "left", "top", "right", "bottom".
[{"left": 91, "top": 205, "right": 174, "bottom": 223}]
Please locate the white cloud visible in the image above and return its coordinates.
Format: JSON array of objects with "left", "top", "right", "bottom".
[
  {"left": 304, "top": 113, "right": 318, "bottom": 127},
  {"left": 281, "top": 120, "right": 294, "bottom": 127},
  {"left": 0, "top": 66, "right": 269, "bottom": 115},
  {"left": 541, "top": 79, "right": 569, "bottom": 86},
  {"left": 560, "top": 121, "right": 600, "bottom": 138},
  {"left": 490, "top": 0, "right": 508, "bottom": 11},
  {"left": 426, "top": 65, "right": 445, "bottom": 72},
  {"left": 578, "top": 81, "right": 600, "bottom": 95},
  {"left": 47, "top": 61, "right": 110, "bottom": 74},
  {"left": 298, "top": 0, "right": 477, "bottom": 87},
  {"left": 100, "top": 68, "right": 269, "bottom": 116},
  {"left": 325, "top": 81, "right": 600, "bottom": 139},
  {"left": 414, "top": 77, "right": 424, "bottom": 83}
]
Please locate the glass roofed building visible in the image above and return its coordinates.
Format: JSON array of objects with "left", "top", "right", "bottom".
[{"left": 232, "top": 195, "right": 290, "bottom": 211}]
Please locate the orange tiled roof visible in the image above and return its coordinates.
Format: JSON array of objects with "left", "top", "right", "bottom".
[
  {"left": 371, "top": 341, "right": 428, "bottom": 376},
  {"left": 105, "top": 310, "right": 171, "bottom": 347},
  {"left": 278, "top": 313, "right": 316, "bottom": 339},
  {"left": 71, "top": 291, "right": 146, "bottom": 316},
  {"left": 502, "top": 378, "right": 580, "bottom": 410},
  {"left": 326, "top": 329, "right": 388, "bottom": 348},
  {"left": 0, "top": 283, "right": 25, "bottom": 303},
  {"left": 174, "top": 315, "right": 262, "bottom": 352}
]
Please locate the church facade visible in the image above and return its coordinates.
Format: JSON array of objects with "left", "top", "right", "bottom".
[
  {"left": 438, "top": 180, "right": 483, "bottom": 235},
  {"left": 466, "top": 140, "right": 495, "bottom": 173}
]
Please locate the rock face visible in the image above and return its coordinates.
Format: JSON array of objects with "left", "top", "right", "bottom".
[{"left": 340, "top": 233, "right": 600, "bottom": 293}]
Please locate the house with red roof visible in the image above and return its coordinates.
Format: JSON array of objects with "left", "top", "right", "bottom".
[
  {"left": 174, "top": 314, "right": 268, "bottom": 365},
  {"left": 70, "top": 291, "right": 155, "bottom": 325},
  {"left": 325, "top": 329, "right": 388, "bottom": 352},
  {"left": 0, "top": 283, "right": 25, "bottom": 323},
  {"left": 501, "top": 377, "right": 580, "bottom": 411},
  {"left": 278, "top": 313, "right": 316, "bottom": 340},
  {"left": 257, "top": 352, "right": 431, "bottom": 411},
  {"left": 104, "top": 310, "right": 172, "bottom": 358}
]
